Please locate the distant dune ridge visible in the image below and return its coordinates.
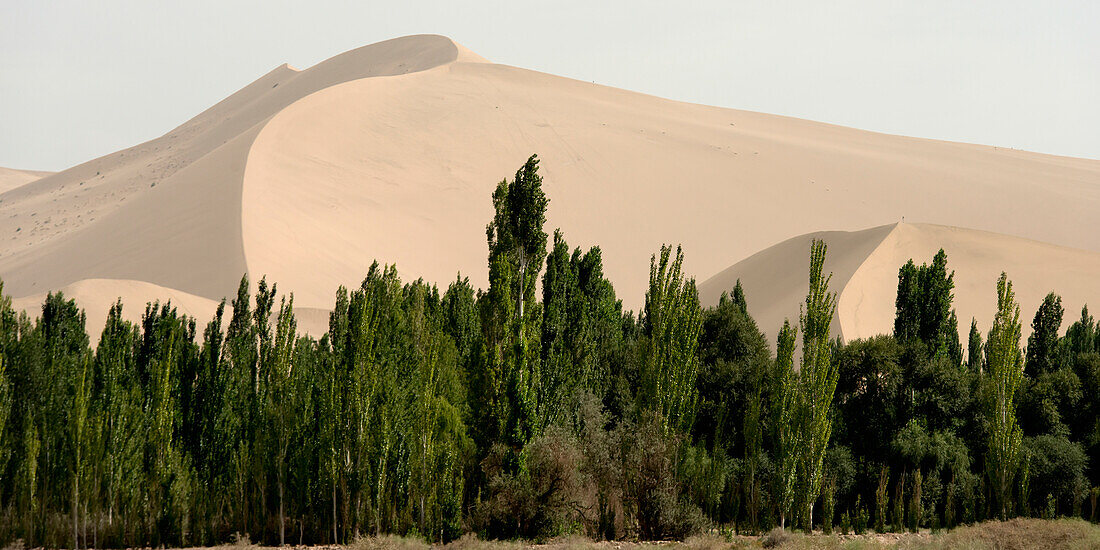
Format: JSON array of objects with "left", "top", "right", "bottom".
[
  {"left": 0, "top": 167, "right": 54, "bottom": 194},
  {"left": 698, "top": 223, "right": 1100, "bottom": 346},
  {"left": 1, "top": 34, "right": 1098, "bottom": 341}
]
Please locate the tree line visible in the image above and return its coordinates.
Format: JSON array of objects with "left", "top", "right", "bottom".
[{"left": 0, "top": 155, "right": 1098, "bottom": 547}]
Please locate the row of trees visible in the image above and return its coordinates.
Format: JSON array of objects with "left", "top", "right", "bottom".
[{"left": 0, "top": 155, "right": 1098, "bottom": 547}]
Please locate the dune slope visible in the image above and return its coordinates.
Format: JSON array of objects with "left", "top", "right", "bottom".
[
  {"left": 2, "top": 34, "right": 1098, "bottom": 334},
  {"left": 699, "top": 223, "right": 1100, "bottom": 345}
]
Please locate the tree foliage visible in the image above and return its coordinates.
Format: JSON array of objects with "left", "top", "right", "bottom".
[{"left": 0, "top": 157, "right": 1095, "bottom": 546}]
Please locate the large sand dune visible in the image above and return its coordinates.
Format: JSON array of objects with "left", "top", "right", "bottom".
[
  {"left": 699, "top": 223, "right": 1100, "bottom": 345},
  {"left": 2, "top": 34, "right": 1098, "bottom": 335}
]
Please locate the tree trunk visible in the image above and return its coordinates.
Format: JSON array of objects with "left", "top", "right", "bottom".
[
  {"left": 332, "top": 478, "right": 338, "bottom": 544},
  {"left": 73, "top": 469, "right": 79, "bottom": 550},
  {"left": 279, "top": 476, "right": 285, "bottom": 546}
]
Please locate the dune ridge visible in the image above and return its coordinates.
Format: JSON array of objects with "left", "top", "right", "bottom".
[
  {"left": 0, "top": 167, "right": 54, "bottom": 194},
  {"left": 699, "top": 223, "right": 1100, "bottom": 346},
  {"left": 2, "top": 34, "right": 1099, "bottom": 336}
]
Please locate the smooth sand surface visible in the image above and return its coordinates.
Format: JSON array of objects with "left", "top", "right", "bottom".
[
  {"left": 0, "top": 167, "right": 53, "bottom": 194},
  {"left": 699, "top": 223, "right": 1100, "bottom": 347},
  {"left": 2, "top": 34, "right": 1098, "bottom": 334}
]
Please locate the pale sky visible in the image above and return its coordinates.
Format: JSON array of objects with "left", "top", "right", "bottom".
[{"left": 2, "top": 1, "right": 1097, "bottom": 171}]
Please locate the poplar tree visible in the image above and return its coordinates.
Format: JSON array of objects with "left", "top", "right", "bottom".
[
  {"left": 797, "top": 239, "right": 839, "bottom": 530},
  {"left": 0, "top": 284, "right": 12, "bottom": 495},
  {"left": 479, "top": 154, "right": 549, "bottom": 451},
  {"left": 771, "top": 320, "right": 800, "bottom": 529},
  {"left": 1025, "top": 292, "right": 1063, "bottom": 377},
  {"left": 967, "top": 318, "right": 983, "bottom": 373},
  {"left": 894, "top": 250, "right": 959, "bottom": 361},
  {"left": 0, "top": 343, "right": 10, "bottom": 505},
  {"left": 640, "top": 244, "right": 702, "bottom": 434},
  {"left": 540, "top": 230, "right": 621, "bottom": 428},
  {"left": 985, "top": 273, "right": 1024, "bottom": 519},
  {"left": 266, "top": 296, "right": 298, "bottom": 545}
]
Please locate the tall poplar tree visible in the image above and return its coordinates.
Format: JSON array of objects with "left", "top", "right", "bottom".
[
  {"left": 797, "top": 239, "right": 839, "bottom": 530},
  {"left": 985, "top": 273, "right": 1024, "bottom": 519},
  {"left": 640, "top": 244, "right": 702, "bottom": 434},
  {"left": 771, "top": 320, "right": 800, "bottom": 529},
  {"left": 479, "top": 154, "right": 549, "bottom": 452}
]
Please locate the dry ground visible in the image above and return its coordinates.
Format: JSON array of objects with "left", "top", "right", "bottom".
[{"left": 25, "top": 518, "right": 1082, "bottom": 550}]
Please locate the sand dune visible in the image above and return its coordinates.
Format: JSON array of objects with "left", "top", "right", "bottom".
[
  {"left": 2, "top": 34, "right": 1099, "bottom": 333},
  {"left": 0, "top": 167, "right": 54, "bottom": 194},
  {"left": 699, "top": 223, "right": 1100, "bottom": 345}
]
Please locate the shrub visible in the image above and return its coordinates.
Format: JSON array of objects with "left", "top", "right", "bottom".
[
  {"left": 760, "top": 527, "right": 791, "bottom": 548},
  {"left": 893, "top": 473, "right": 906, "bottom": 532},
  {"left": 1023, "top": 434, "right": 1087, "bottom": 515},
  {"left": 620, "top": 414, "right": 706, "bottom": 540},
  {"left": 822, "top": 477, "right": 836, "bottom": 535},
  {"left": 875, "top": 467, "right": 889, "bottom": 533},
  {"left": 909, "top": 470, "right": 923, "bottom": 532},
  {"left": 477, "top": 426, "right": 586, "bottom": 539},
  {"left": 853, "top": 495, "right": 868, "bottom": 535},
  {"left": 350, "top": 534, "right": 430, "bottom": 550}
]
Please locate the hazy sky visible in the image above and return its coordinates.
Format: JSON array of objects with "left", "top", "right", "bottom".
[{"left": 2, "top": 1, "right": 1097, "bottom": 171}]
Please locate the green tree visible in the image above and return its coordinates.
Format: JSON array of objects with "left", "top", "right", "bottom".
[
  {"left": 540, "top": 230, "right": 622, "bottom": 429},
  {"left": 771, "top": 320, "right": 800, "bottom": 529},
  {"left": 985, "top": 273, "right": 1024, "bottom": 519},
  {"left": 1026, "top": 292, "right": 1063, "bottom": 377},
  {"left": 1063, "top": 306, "right": 1096, "bottom": 356},
  {"left": 265, "top": 295, "right": 298, "bottom": 545},
  {"left": 479, "top": 154, "right": 549, "bottom": 452},
  {"left": 640, "top": 244, "right": 702, "bottom": 434},
  {"left": 967, "top": 319, "right": 983, "bottom": 373},
  {"left": 797, "top": 239, "right": 839, "bottom": 530},
  {"left": 894, "top": 250, "right": 960, "bottom": 362},
  {"left": 71, "top": 356, "right": 91, "bottom": 548}
]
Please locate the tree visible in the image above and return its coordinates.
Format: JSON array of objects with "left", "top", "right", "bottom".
[
  {"left": 967, "top": 319, "right": 983, "bottom": 373},
  {"left": 834, "top": 335, "right": 904, "bottom": 465},
  {"left": 479, "top": 154, "right": 549, "bottom": 453},
  {"left": 265, "top": 295, "right": 298, "bottom": 545},
  {"left": 71, "top": 356, "right": 91, "bottom": 549},
  {"left": 894, "top": 250, "right": 959, "bottom": 362},
  {"left": 797, "top": 238, "right": 839, "bottom": 530},
  {"left": 771, "top": 320, "right": 799, "bottom": 529},
  {"left": 0, "top": 281, "right": 14, "bottom": 496},
  {"left": 985, "top": 273, "right": 1024, "bottom": 519},
  {"left": 1025, "top": 293, "right": 1063, "bottom": 377},
  {"left": 640, "top": 244, "right": 702, "bottom": 434},
  {"left": 1063, "top": 306, "right": 1096, "bottom": 356},
  {"left": 0, "top": 288, "right": 12, "bottom": 505},
  {"left": 540, "top": 230, "right": 622, "bottom": 429},
  {"left": 696, "top": 280, "right": 769, "bottom": 529},
  {"left": 1022, "top": 434, "right": 1087, "bottom": 516}
]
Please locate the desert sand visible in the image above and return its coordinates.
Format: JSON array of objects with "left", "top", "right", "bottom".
[
  {"left": 0, "top": 166, "right": 54, "bottom": 194},
  {"left": 2, "top": 34, "right": 1098, "bottom": 337},
  {"left": 699, "top": 223, "right": 1100, "bottom": 345}
]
